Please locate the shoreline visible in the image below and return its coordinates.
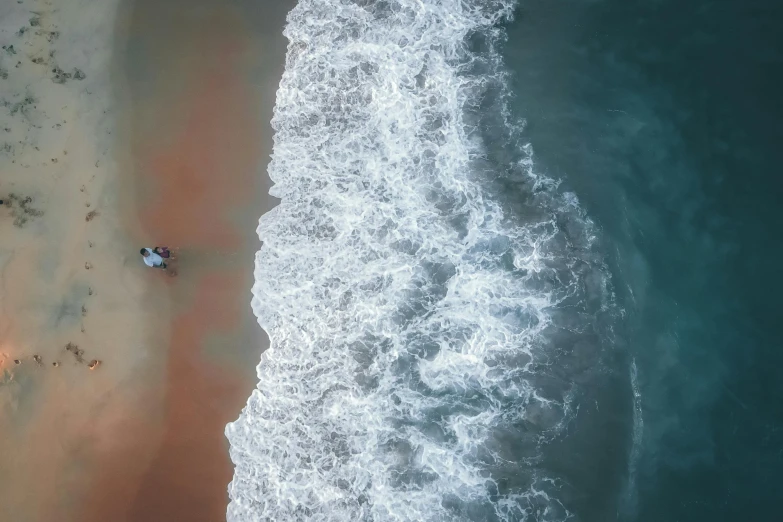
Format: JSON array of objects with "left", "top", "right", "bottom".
[
  {"left": 88, "top": 0, "right": 294, "bottom": 519},
  {"left": 1, "top": 0, "right": 293, "bottom": 520}
]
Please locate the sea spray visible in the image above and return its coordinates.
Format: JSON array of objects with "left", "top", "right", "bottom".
[{"left": 226, "top": 0, "right": 626, "bottom": 520}]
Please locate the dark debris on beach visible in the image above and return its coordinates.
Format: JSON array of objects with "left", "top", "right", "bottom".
[
  {"left": 4, "top": 193, "right": 44, "bottom": 228},
  {"left": 51, "top": 66, "right": 86, "bottom": 84},
  {"left": 65, "top": 342, "right": 85, "bottom": 363}
]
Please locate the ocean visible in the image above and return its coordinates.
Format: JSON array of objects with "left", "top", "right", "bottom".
[{"left": 226, "top": 0, "right": 783, "bottom": 520}]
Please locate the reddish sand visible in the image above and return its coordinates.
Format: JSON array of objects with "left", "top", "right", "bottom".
[{"left": 79, "top": 1, "right": 291, "bottom": 520}]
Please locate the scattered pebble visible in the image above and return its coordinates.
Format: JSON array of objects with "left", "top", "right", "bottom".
[
  {"left": 88, "top": 360, "right": 101, "bottom": 370},
  {"left": 85, "top": 210, "right": 97, "bottom": 221},
  {"left": 33, "top": 355, "right": 42, "bottom": 365},
  {"left": 52, "top": 362, "right": 59, "bottom": 367},
  {"left": 84, "top": 262, "right": 92, "bottom": 269},
  {"left": 13, "top": 359, "right": 20, "bottom": 365}
]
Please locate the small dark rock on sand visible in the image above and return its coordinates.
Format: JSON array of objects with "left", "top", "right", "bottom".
[
  {"left": 85, "top": 210, "right": 97, "bottom": 221},
  {"left": 33, "top": 355, "right": 42, "bottom": 365},
  {"left": 13, "top": 359, "right": 21, "bottom": 365},
  {"left": 88, "top": 360, "right": 101, "bottom": 370},
  {"left": 52, "top": 361, "right": 59, "bottom": 367}
]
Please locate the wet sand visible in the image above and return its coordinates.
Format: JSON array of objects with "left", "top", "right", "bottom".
[
  {"left": 0, "top": 0, "right": 292, "bottom": 520},
  {"left": 92, "top": 0, "right": 293, "bottom": 520}
]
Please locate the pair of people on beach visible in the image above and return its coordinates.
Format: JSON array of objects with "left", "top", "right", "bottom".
[{"left": 140, "top": 246, "right": 173, "bottom": 269}]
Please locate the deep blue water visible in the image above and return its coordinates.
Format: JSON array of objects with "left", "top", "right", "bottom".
[{"left": 503, "top": 0, "right": 783, "bottom": 519}]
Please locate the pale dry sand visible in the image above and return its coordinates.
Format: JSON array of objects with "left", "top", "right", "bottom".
[
  {"left": 0, "top": 1, "right": 168, "bottom": 521},
  {"left": 0, "top": 0, "right": 292, "bottom": 520}
]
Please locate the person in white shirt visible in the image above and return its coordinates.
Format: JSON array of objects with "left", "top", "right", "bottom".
[{"left": 140, "top": 247, "right": 167, "bottom": 269}]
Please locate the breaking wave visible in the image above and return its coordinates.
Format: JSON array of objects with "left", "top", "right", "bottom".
[{"left": 226, "top": 0, "right": 626, "bottom": 520}]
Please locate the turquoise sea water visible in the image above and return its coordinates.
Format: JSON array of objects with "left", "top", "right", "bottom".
[{"left": 503, "top": 0, "right": 783, "bottom": 519}]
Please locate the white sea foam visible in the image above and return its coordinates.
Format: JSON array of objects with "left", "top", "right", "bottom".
[{"left": 226, "top": 1, "right": 616, "bottom": 520}]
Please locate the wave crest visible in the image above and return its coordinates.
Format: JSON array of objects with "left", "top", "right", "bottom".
[{"left": 226, "top": 1, "right": 620, "bottom": 520}]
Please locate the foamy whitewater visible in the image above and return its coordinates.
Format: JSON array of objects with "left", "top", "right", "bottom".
[{"left": 226, "top": 0, "right": 625, "bottom": 520}]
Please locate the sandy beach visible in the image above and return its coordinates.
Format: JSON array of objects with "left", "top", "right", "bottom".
[{"left": 0, "top": 0, "right": 291, "bottom": 520}]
